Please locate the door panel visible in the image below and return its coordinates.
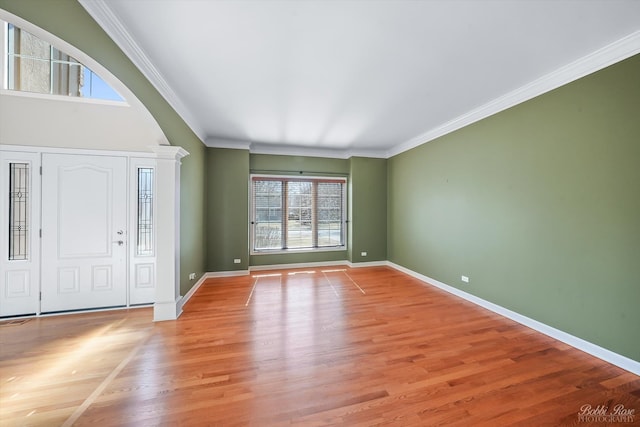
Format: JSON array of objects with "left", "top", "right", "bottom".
[
  {"left": 41, "top": 154, "right": 127, "bottom": 313},
  {"left": 0, "top": 151, "right": 41, "bottom": 317}
]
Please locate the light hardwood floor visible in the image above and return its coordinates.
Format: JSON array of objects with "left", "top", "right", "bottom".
[{"left": 1, "top": 266, "right": 638, "bottom": 426}]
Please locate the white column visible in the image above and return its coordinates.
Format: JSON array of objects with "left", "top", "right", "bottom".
[{"left": 152, "top": 145, "right": 189, "bottom": 321}]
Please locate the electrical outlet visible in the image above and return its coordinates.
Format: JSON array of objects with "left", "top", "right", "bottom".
[
  {"left": 361, "top": 251, "right": 367, "bottom": 257},
  {"left": 233, "top": 258, "right": 241, "bottom": 264},
  {"left": 461, "top": 275, "right": 469, "bottom": 283},
  {"left": 189, "top": 273, "right": 196, "bottom": 280}
]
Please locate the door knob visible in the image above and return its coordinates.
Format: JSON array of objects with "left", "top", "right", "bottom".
[{"left": 113, "top": 240, "right": 124, "bottom": 246}]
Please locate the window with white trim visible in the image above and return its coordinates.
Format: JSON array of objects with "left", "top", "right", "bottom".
[
  {"left": 3, "top": 21, "right": 122, "bottom": 101},
  {"left": 251, "top": 175, "right": 347, "bottom": 253}
]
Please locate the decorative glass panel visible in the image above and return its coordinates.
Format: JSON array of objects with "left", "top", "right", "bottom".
[
  {"left": 8, "top": 163, "right": 29, "bottom": 261},
  {"left": 137, "top": 168, "right": 154, "bottom": 256}
]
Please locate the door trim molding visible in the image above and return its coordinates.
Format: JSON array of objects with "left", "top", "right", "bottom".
[
  {"left": 1, "top": 145, "right": 168, "bottom": 319},
  {"left": 0, "top": 144, "right": 158, "bottom": 158}
]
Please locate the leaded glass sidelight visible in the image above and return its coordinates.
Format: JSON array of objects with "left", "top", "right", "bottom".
[
  {"left": 8, "top": 163, "right": 29, "bottom": 260},
  {"left": 137, "top": 168, "right": 154, "bottom": 256}
]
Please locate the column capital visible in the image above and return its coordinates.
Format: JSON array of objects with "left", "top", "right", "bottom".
[{"left": 151, "top": 145, "right": 190, "bottom": 160}]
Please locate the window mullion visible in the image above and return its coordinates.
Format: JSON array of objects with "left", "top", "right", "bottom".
[
  {"left": 14, "top": 26, "right": 22, "bottom": 90},
  {"left": 1, "top": 21, "right": 7, "bottom": 90},
  {"left": 342, "top": 182, "right": 346, "bottom": 246},
  {"left": 312, "top": 182, "right": 318, "bottom": 248},
  {"left": 250, "top": 180, "right": 255, "bottom": 251},
  {"left": 282, "top": 180, "right": 288, "bottom": 249},
  {"left": 49, "top": 44, "right": 53, "bottom": 95}
]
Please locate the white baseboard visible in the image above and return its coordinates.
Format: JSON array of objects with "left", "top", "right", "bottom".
[
  {"left": 176, "top": 271, "right": 239, "bottom": 312},
  {"left": 348, "top": 260, "right": 388, "bottom": 268},
  {"left": 19, "top": 304, "right": 151, "bottom": 320},
  {"left": 176, "top": 270, "right": 250, "bottom": 312},
  {"left": 206, "top": 270, "right": 250, "bottom": 278},
  {"left": 153, "top": 297, "right": 182, "bottom": 322},
  {"left": 387, "top": 261, "right": 640, "bottom": 376}
]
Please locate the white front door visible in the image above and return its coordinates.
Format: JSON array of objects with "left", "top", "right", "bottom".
[{"left": 41, "top": 154, "right": 128, "bottom": 313}]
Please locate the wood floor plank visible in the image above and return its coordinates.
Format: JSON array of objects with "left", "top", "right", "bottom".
[{"left": 1, "top": 266, "right": 638, "bottom": 426}]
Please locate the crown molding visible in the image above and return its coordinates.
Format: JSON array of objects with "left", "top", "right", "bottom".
[
  {"left": 73, "top": 3, "right": 640, "bottom": 160},
  {"left": 347, "top": 148, "right": 388, "bottom": 159},
  {"left": 78, "top": 0, "right": 206, "bottom": 142},
  {"left": 205, "top": 136, "right": 388, "bottom": 159},
  {"left": 249, "top": 142, "right": 371, "bottom": 160},
  {"left": 251, "top": 144, "right": 387, "bottom": 159},
  {"left": 152, "top": 145, "right": 190, "bottom": 160},
  {"left": 205, "top": 137, "right": 252, "bottom": 151},
  {"left": 388, "top": 30, "right": 640, "bottom": 158},
  {"left": 250, "top": 143, "right": 349, "bottom": 159}
]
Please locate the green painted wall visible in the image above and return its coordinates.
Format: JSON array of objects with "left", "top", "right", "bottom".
[
  {"left": 388, "top": 54, "right": 640, "bottom": 362},
  {"left": 350, "top": 157, "right": 387, "bottom": 263},
  {"left": 0, "top": 0, "right": 207, "bottom": 296},
  {"left": 206, "top": 148, "right": 250, "bottom": 271},
  {"left": 250, "top": 250, "right": 348, "bottom": 267},
  {"left": 205, "top": 153, "right": 387, "bottom": 268},
  {"left": 207, "top": 149, "right": 383, "bottom": 269},
  {"left": 179, "top": 150, "right": 207, "bottom": 296}
]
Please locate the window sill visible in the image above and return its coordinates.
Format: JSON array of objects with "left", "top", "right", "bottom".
[
  {"left": 251, "top": 246, "right": 346, "bottom": 256},
  {"left": 0, "top": 89, "right": 128, "bottom": 106}
]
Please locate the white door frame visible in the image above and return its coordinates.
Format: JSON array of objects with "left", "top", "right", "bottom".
[
  {"left": 129, "top": 157, "right": 157, "bottom": 306},
  {"left": 0, "top": 144, "right": 188, "bottom": 321}
]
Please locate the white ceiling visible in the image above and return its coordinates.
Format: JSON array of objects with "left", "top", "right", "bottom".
[{"left": 81, "top": 0, "right": 640, "bottom": 159}]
